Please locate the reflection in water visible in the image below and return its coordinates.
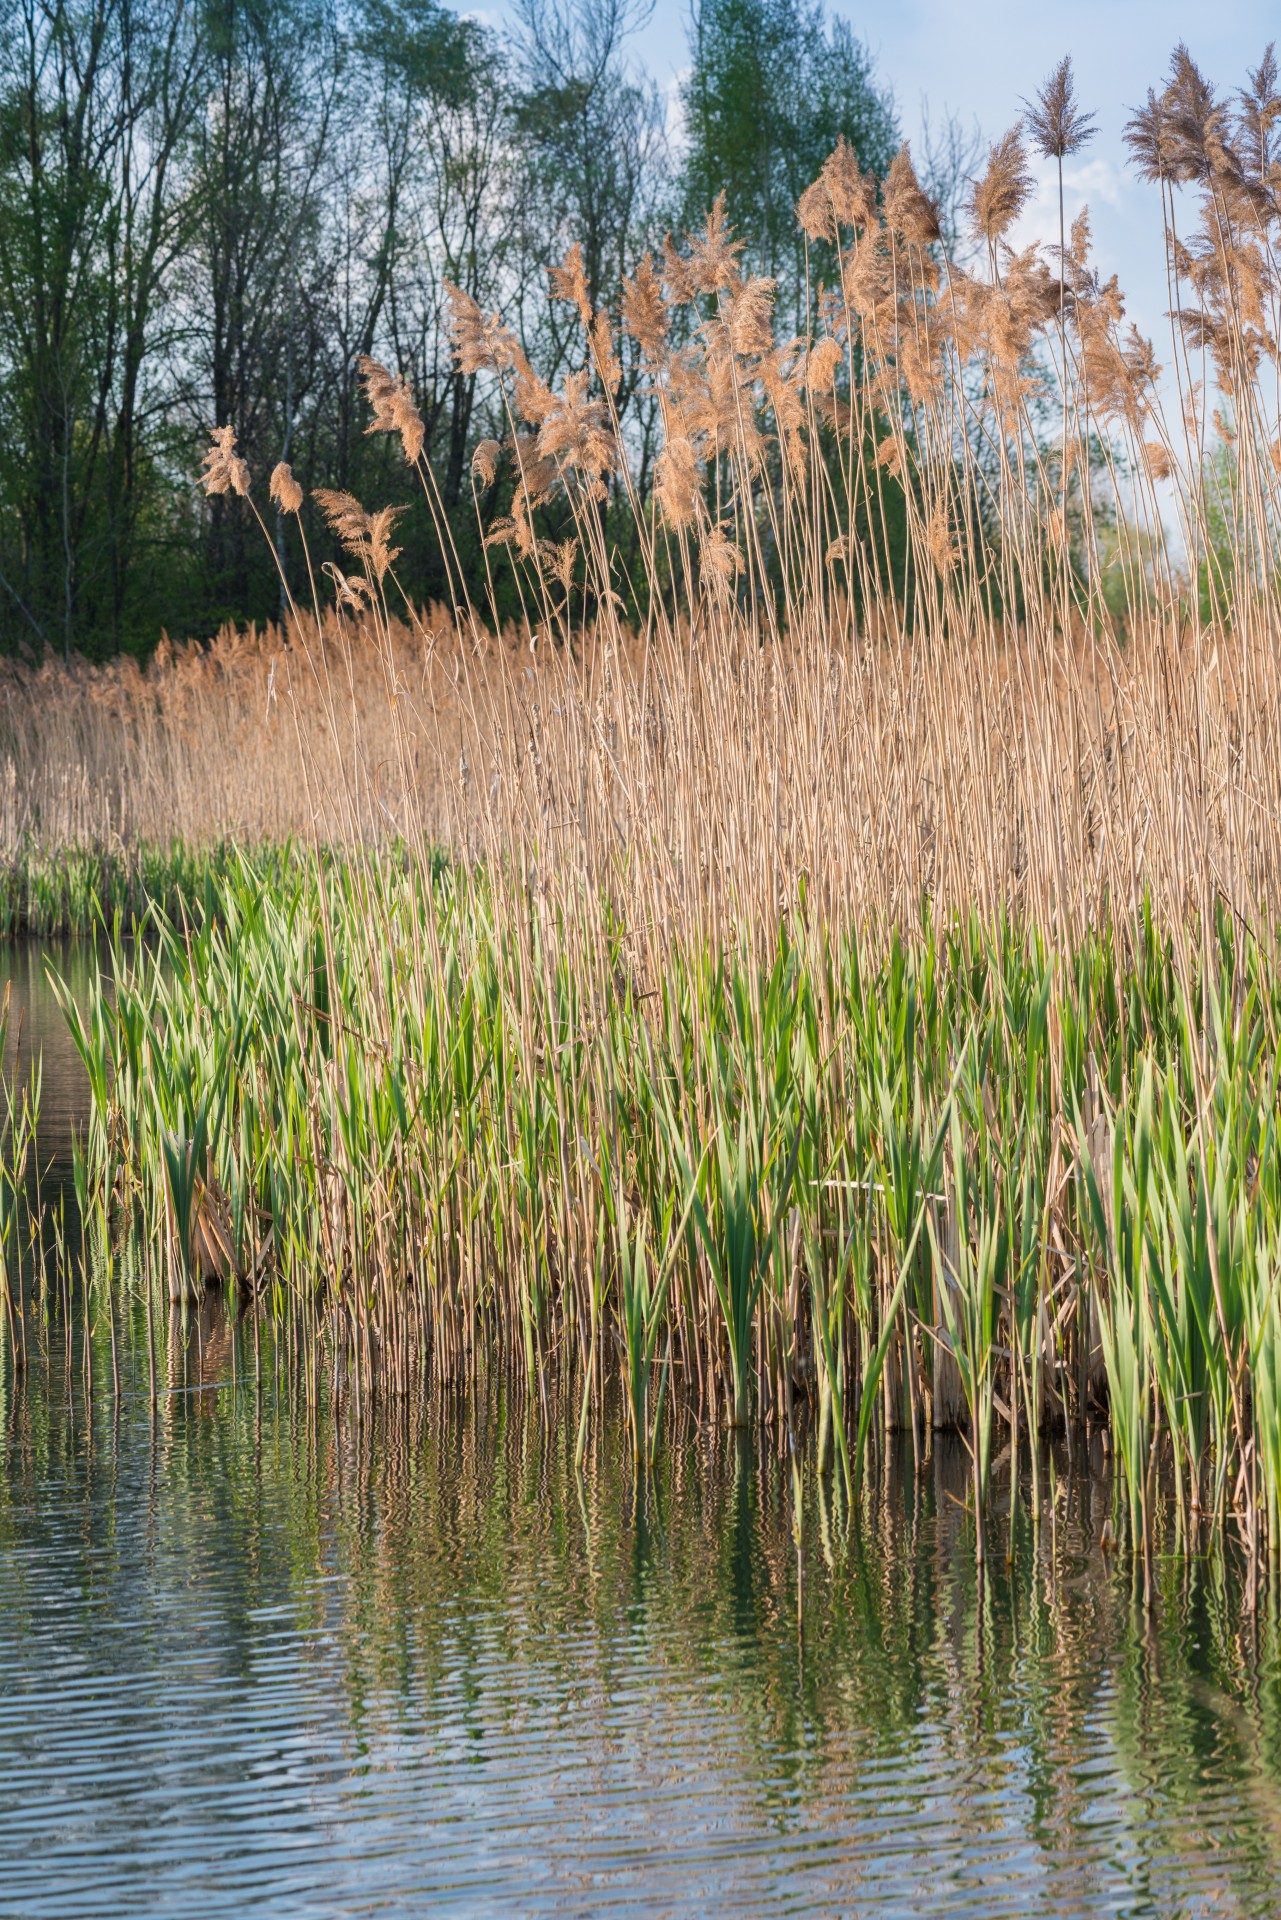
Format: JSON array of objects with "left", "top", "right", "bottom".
[
  {"left": 2, "top": 1295, "right": 1281, "bottom": 1918},
  {"left": 1, "top": 939, "right": 96, "bottom": 1198},
  {"left": 167, "top": 1293, "right": 237, "bottom": 1399},
  {"left": 4, "top": 941, "right": 1281, "bottom": 1915}
]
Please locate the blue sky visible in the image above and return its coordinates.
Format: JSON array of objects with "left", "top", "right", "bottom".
[
  {"left": 859, "top": 3, "right": 1277, "bottom": 351},
  {"left": 503, "top": 1, "right": 1276, "bottom": 364}
]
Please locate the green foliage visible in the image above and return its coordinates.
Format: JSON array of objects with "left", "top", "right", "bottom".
[
  {"left": 0, "top": 839, "right": 259, "bottom": 938},
  {"left": 44, "top": 844, "right": 1281, "bottom": 1574},
  {"left": 681, "top": 0, "right": 898, "bottom": 325}
]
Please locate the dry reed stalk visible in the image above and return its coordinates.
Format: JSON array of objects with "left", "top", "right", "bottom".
[
  {"left": 10, "top": 44, "right": 1276, "bottom": 981},
  {"left": 32, "top": 50, "right": 1281, "bottom": 1574},
  {"left": 5, "top": 599, "right": 1278, "bottom": 980}
]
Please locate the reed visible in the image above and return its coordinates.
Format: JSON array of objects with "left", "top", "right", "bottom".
[
  {"left": 25, "top": 45, "right": 1281, "bottom": 1580},
  {"left": 0, "top": 840, "right": 259, "bottom": 939},
  {"left": 47, "top": 861, "right": 1281, "bottom": 1581},
  {"left": 0, "top": 983, "right": 43, "bottom": 1366}
]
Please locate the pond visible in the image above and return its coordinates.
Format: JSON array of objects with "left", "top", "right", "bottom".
[{"left": 3, "top": 942, "right": 1281, "bottom": 1918}]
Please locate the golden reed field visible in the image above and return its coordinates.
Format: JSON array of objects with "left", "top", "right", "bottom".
[
  {"left": 8, "top": 51, "right": 1281, "bottom": 1592},
  {"left": 2, "top": 49, "right": 1280, "bottom": 969}
]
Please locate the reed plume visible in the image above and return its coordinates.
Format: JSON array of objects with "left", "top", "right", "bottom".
[
  {"left": 200, "top": 426, "right": 250, "bottom": 498},
  {"left": 269, "top": 462, "right": 304, "bottom": 514},
  {"left": 1024, "top": 56, "right": 1097, "bottom": 159},
  {"left": 20, "top": 39, "right": 1281, "bottom": 1583},
  {"left": 971, "top": 125, "right": 1033, "bottom": 247}
]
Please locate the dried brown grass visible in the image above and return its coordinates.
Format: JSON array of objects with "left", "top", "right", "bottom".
[
  {"left": 4, "top": 594, "right": 1275, "bottom": 976},
  {"left": 7, "top": 44, "right": 1281, "bottom": 969}
]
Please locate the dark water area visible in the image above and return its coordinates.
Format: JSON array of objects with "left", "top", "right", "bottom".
[
  {"left": 5, "top": 944, "right": 1281, "bottom": 1917},
  {"left": 1, "top": 939, "right": 97, "bottom": 1201}
]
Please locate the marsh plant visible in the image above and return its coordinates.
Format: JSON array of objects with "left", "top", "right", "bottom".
[{"left": 31, "top": 46, "right": 1281, "bottom": 1591}]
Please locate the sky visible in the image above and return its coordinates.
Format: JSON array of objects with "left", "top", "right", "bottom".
[
  {"left": 614, "top": 0, "right": 1278, "bottom": 362},
  {"left": 834, "top": 2, "right": 1274, "bottom": 348}
]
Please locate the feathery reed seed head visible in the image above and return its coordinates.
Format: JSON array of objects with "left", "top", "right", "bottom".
[
  {"left": 885, "top": 145, "right": 942, "bottom": 247},
  {"left": 269, "top": 462, "right": 304, "bottom": 514},
  {"left": 445, "top": 283, "right": 525, "bottom": 377},
  {"left": 472, "top": 439, "right": 502, "bottom": 488},
  {"left": 621, "top": 254, "right": 670, "bottom": 356},
  {"left": 549, "top": 242, "right": 593, "bottom": 327},
  {"left": 358, "top": 354, "right": 425, "bottom": 464},
  {"left": 1024, "top": 57, "right": 1097, "bottom": 159},
  {"left": 971, "top": 126, "right": 1034, "bottom": 246},
  {"left": 201, "top": 426, "right": 250, "bottom": 498},
  {"left": 797, "top": 137, "right": 879, "bottom": 240},
  {"left": 313, "top": 490, "right": 403, "bottom": 583}
]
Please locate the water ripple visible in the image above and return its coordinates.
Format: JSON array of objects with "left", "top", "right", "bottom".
[{"left": 0, "top": 1311, "right": 1279, "bottom": 1918}]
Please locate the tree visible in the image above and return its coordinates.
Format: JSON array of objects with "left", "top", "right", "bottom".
[
  {"left": 513, "top": 0, "right": 667, "bottom": 336},
  {"left": 0, "top": 0, "right": 202, "bottom": 655},
  {"left": 179, "top": 0, "right": 341, "bottom": 621},
  {"left": 681, "top": 0, "right": 898, "bottom": 327}
]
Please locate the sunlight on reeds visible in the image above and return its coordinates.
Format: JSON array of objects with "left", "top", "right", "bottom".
[{"left": 14, "top": 46, "right": 1281, "bottom": 1588}]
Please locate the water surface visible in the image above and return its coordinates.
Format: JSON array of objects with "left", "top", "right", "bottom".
[{"left": 3, "top": 942, "right": 1281, "bottom": 1918}]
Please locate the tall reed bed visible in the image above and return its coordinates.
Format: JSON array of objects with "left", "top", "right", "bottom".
[
  {"left": 0, "top": 612, "right": 477, "bottom": 851},
  {"left": 53, "top": 857, "right": 1281, "bottom": 1594},
  {"left": 0, "top": 841, "right": 259, "bottom": 939},
  {"left": 30, "top": 46, "right": 1281, "bottom": 1587}
]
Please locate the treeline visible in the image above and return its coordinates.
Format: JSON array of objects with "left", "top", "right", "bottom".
[{"left": 0, "top": 0, "right": 901, "bottom": 658}]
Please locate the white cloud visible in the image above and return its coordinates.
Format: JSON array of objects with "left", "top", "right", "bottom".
[{"left": 1008, "top": 157, "right": 1131, "bottom": 255}]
